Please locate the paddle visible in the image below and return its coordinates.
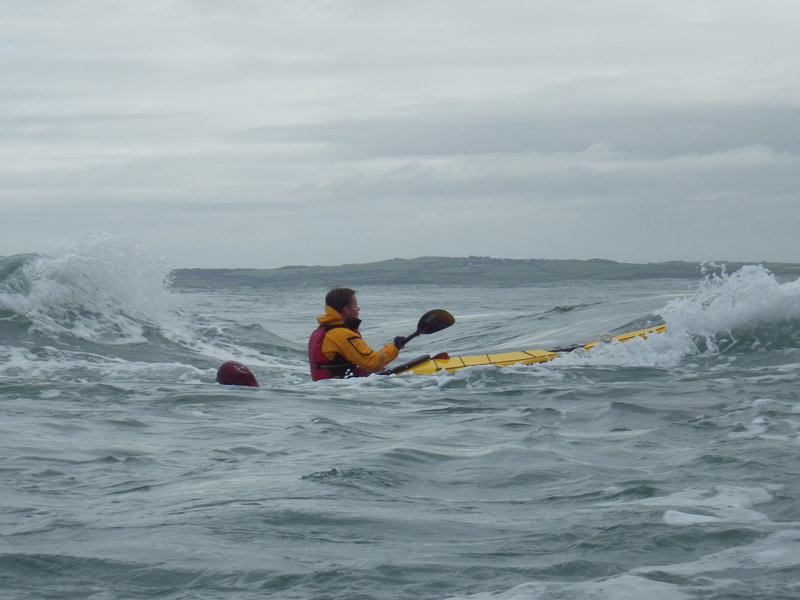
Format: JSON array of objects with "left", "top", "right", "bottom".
[
  {"left": 401, "top": 309, "right": 455, "bottom": 345},
  {"left": 378, "top": 310, "right": 455, "bottom": 376}
]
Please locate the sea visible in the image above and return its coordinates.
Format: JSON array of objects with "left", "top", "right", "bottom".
[{"left": 2, "top": 236, "right": 800, "bottom": 600}]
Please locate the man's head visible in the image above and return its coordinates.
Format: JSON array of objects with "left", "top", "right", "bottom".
[{"left": 326, "top": 287, "right": 359, "bottom": 321}]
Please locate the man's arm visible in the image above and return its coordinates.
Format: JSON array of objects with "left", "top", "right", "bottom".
[{"left": 324, "top": 329, "right": 399, "bottom": 372}]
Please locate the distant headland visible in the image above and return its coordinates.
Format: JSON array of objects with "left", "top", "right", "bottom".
[{"left": 171, "top": 256, "right": 800, "bottom": 288}]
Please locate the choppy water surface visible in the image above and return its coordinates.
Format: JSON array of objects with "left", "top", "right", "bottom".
[{"left": 2, "top": 238, "right": 800, "bottom": 599}]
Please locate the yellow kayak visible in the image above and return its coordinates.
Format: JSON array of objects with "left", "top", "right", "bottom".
[{"left": 384, "top": 325, "right": 666, "bottom": 376}]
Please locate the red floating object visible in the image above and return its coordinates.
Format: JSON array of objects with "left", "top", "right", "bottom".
[{"left": 216, "top": 361, "right": 259, "bottom": 387}]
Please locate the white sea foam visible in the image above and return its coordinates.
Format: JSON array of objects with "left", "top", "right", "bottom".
[
  {"left": 446, "top": 573, "right": 690, "bottom": 600},
  {"left": 448, "top": 485, "right": 795, "bottom": 600},
  {"left": 552, "top": 265, "right": 800, "bottom": 368},
  {"left": 0, "top": 233, "right": 175, "bottom": 344},
  {"left": 633, "top": 529, "right": 800, "bottom": 575},
  {"left": 663, "top": 510, "right": 722, "bottom": 525},
  {"left": 602, "top": 484, "right": 774, "bottom": 526},
  {"left": 664, "top": 264, "right": 800, "bottom": 339},
  {"left": 448, "top": 529, "right": 800, "bottom": 600},
  {"left": 0, "top": 235, "right": 292, "bottom": 382}
]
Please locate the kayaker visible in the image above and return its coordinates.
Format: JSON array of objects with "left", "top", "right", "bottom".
[{"left": 308, "top": 287, "right": 406, "bottom": 380}]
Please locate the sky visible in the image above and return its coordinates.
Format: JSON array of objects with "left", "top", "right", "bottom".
[{"left": 2, "top": 0, "right": 799, "bottom": 268}]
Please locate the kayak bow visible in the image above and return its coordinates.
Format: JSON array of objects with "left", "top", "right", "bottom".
[{"left": 388, "top": 324, "right": 666, "bottom": 375}]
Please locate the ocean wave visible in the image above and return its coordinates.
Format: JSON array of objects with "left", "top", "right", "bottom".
[
  {"left": 0, "top": 235, "right": 175, "bottom": 345},
  {"left": 550, "top": 265, "right": 800, "bottom": 369},
  {"left": 0, "top": 235, "right": 299, "bottom": 384},
  {"left": 663, "top": 264, "right": 800, "bottom": 350}
]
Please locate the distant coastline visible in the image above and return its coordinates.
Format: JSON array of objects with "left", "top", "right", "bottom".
[{"left": 170, "top": 256, "right": 800, "bottom": 287}]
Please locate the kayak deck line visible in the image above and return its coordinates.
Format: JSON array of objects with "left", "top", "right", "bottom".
[{"left": 388, "top": 324, "right": 667, "bottom": 376}]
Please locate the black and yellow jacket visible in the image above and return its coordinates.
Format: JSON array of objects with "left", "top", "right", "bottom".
[{"left": 308, "top": 306, "right": 399, "bottom": 380}]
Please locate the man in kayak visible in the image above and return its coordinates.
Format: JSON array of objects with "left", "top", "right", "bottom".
[{"left": 308, "top": 287, "right": 406, "bottom": 380}]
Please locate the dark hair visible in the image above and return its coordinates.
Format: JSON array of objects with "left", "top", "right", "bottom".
[{"left": 325, "top": 287, "right": 356, "bottom": 312}]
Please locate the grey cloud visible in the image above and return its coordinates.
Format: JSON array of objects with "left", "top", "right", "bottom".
[
  {"left": 236, "top": 104, "right": 800, "bottom": 158},
  {"left": 2, "top": 0, "right": 800, "bottom": 267}
]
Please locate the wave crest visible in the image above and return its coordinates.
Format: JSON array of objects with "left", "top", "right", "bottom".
[
  {"left": 662, "top": 264, "right": 800, "bottom": 354},
  {"left": 0, "top": 234, "right": 175, "bottom": 345}
]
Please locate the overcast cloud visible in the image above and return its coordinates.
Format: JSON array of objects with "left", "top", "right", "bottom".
[{"left": 2, "top": 0, "right": 799, "bottom": 267}]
